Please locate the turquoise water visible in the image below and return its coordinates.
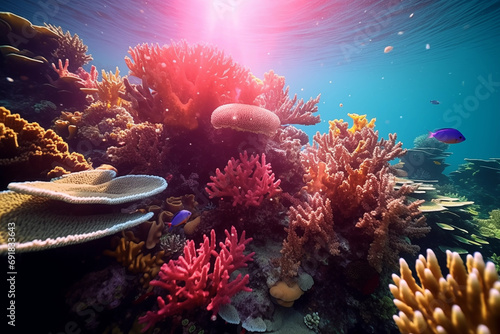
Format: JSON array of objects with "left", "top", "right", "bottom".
[{"left": 1, "top": 1, "right": 500, "bottom": 333}]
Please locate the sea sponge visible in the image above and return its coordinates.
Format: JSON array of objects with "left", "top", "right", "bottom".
[
  {"left": 390, "top": 249, "right": 500, "bottom": 334},
  {"left": 269, "top": 281, "right": 304, "bottom": 307},
  {"left": 211, "top": 103, "right": 281, "bottom": 136}
]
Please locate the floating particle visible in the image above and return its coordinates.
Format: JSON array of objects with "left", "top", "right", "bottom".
[
  {"left": 339, "top": 103, "right": 343, "bottom": 107},
  {"left": 384, "top": 46, "right": 393, "bottom": 53},
  {"left": 426, "top": 43, "right": 430, "bottom": 49},
  {"left": 397, "top": 31, "right": 404, "bottom": 35},
  {"left": 409, "top": 13, "right": 414, "bottom": 18}
]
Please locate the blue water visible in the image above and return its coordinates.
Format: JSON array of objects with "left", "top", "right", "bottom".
[{"left": 3, "top": 0, "right": 499, "bottom": 172}]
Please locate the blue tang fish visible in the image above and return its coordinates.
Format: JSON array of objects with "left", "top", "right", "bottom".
[
  {"left": 430, "top": 100, "right": 440, "bottom": 105},
  {"left": 168, "top": 210, "right": 192, "bottom": 230},
  {"left": 428, "top": 128, "right": 465, "bottom": 144}
]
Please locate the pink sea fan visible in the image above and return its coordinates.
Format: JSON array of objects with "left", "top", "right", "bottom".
[{"left": 205, "top": 151, "right": 281, "bottom": 207}]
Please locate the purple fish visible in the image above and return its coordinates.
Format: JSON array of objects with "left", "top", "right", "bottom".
[
  {"left": 428, "top": 128, "right": 465, "bottom": 144},
  {"left": 167, "top": 210, "right": 192, "bottom": 230},
  {"left": 430, "top": 100, "right": 440, "bottom": 105}
]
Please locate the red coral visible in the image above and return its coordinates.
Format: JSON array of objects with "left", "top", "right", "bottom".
[
  {"left": 139, "top": 226, "right": 254, "bottom": 331},
  {"left": 205, "top": 151, "right": 281, "bottom": 207},
  {"left": 256, "top": 70, "right": 321, "bottom": 125},
  {"left": 124, "top": 41, "right": 263, "bottom": 130}
]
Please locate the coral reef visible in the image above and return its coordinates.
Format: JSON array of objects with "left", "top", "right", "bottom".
[
  {"left": 476, "top": 209, "right": 500, "bottom": 240},
  {"left": 0, "top": 107, "right": 92, "bottom": 187},
  {"left": 206, "top": 151, "right": 281, "bottom": 207},
  {"left": 44, "top": 23, "right": 93, "bottom": 71},
  {"left": 139, "top": 226, "right": 254, "bottom": 330},
  {"left": 390, "top": 249, "right": 500, "bottom": 334},
  {"left": 0, "top": 169, "right": 168, "bottom": 253},
  {"left": 279, "top": 114, "right": 429, "bottom": 279},
  {"left": 450, "top": 158, "right": 500, "bottom": 216}
]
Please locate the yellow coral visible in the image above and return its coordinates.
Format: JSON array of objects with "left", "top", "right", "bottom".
[
  {"left": 0, "top": 107, "right": 91, "bottom": 184},
  {"left": 104, "top": 232, "right": 165, "bottom": 288},
  {"left": 328, "top": 113, "right": 376, "bottom": 136},
  {"left": 96, "top": 67, "right": 128, "bottom": 108},
  {"left": 269, "top": 281, "right": 304, "bottom": 307},
  {"left": 390, "top": 249, "right": 500, "bottom": 334}
]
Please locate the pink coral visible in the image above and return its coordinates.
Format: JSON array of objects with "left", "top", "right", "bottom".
[
  {"left": 205, "top": 151, "right": 281, "bottom": 207},
  {"left": 124, "top": 41, "right": 263, "bottom": 130},
  {"left": 139, "top": 226, "right": 254, "bottom": 330}
]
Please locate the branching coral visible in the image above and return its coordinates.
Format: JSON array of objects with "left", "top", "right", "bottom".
[
  {"left": 279, "top": 192, "right": 338, "bottom": 280},
  {"left": 255, "top": 70, "right": 321, "bottom": 125},
  {"left": 139, "top": 226, "right": 254, "bottom": 330},
  {"left": 96, "top": 67, "right": 127, "bottom": 108},
  {"left": 390, "top": 249, "right": 500, "bottom": 334},
  {"left": 45, "top": 23, "right": 93, "bottom": 71},
  {"left": 278, "top": 114, "right": 429, "bottom": 278},
  {"left": 205, "top": 151, "right": 281, "bottom": 207},
  {"left": 124, "top": 40, "right": 263, "bottom": 130}
]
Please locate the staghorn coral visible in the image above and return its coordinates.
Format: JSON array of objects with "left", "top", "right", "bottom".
[
  {"left": 205, "top": 151, "right": 281, "bottom": 207},
  {"left": 45, "top": 23, "right": 93, "bottom": 71},
  {"left": 124, "top": 40, "right": 263, "bottom": 130},
  {"left": 0, "top": 107, "right": 91, "bottom": 187},
  {"left": 255, "top": 70, "right": 321, "bottom": 125},
  {"left": 95, "top": 67, "right": 128, "bottom": 108},
  {"left": 139, "top": 226, "right": 254, "bottom": 330},
  {"left": 390, "top": 249, "right": 500, "bottom": 334}
]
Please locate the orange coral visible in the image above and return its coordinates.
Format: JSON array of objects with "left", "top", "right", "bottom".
[
  {"left": 104, "top": 231, "right": 165, "bottom": 288},
  {"left": 0, "top": 107, "right": 91, "bottom": 187},
  {"left": 96, "top": 67, "right": 127, "bottom": 108}
]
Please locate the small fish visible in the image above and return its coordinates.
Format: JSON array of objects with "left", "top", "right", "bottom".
[
  {"left": 432, "top": 160, "right": 442, "bottom": 165},
  {"left": 428, "top": 128, "right": 465, "bottom": 144},
  {"left": 168, "top": 210, "right": 192, "bottom": 230},
  {"left": 430, "top": 100, "right": 440, "bottom": 105}
]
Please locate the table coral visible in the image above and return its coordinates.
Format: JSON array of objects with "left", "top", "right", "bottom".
[
  {"left": 205, "top": 151, "right": 281, "bottom": 207},
  {"left": 139, "top": 226, "right": 254, "bottom": 330},
  {"left": 0, "top": 107, "right": 91, "bottom": 187},
  {"left": 390, "top": 249, "right": 500, "bottom": 334},
  {"left": 124, "top": 40, "right": 263, "bottom": 130}
]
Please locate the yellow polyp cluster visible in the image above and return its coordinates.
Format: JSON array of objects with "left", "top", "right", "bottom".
[{"left": 390, "top": 249, "right": 500, "bottom": 334}]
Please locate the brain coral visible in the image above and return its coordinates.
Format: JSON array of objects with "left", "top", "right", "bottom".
[{"left": 211, "top": 103, "right": 281, "bottom": 136}]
